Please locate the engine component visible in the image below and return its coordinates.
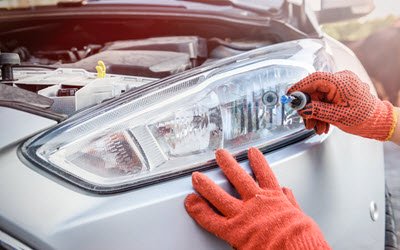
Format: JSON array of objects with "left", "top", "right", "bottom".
[
  {"left": 35, "top": 50, "right": 79, "bottom": 63},
  {"left": 13, "top": 68, "right": 157, "bottom": 115},
  {"left": 209, "top": 45, "right": 244, "bottom": 59},
  {"left": 102, "top": 36, "right": 207, "bottom": 59},
  {"left": 209, "top": 39, "right": 273, "bottom": 59},
  {"left": 62, "top": 50, "right": 191, "bottom": 78},
  {"left": 209, "top": 38, "right": 272, "bottom": 51},
  {"left": 57, "top": 88, "right": 79, "bottom": 97},
  {"left": 0, "top": 53, "right": 21, "bottom": 85},
  {"left": 34, "top": 44, "right": 102, "bottom": 64},
  {"left": 12, "top": 47, "right": 30, "bottom": 61}
]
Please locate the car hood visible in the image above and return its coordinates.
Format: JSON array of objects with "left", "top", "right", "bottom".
[
  {"left": 0, "top": 0, "right": 285, "bottom": 18},
  {"left": 94, "top": 0, "right": 285, "bottom": 12}
]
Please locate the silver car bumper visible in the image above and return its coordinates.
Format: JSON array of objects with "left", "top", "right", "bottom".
[{"left": 0, "top": 127, "right": 385, "bottom": 249}]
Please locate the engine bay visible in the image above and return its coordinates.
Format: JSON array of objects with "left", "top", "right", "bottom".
[
  {"left": 0, "top": 16, "right": 302, "bottom": 116},
  {"left": 5, "top": 35, "right": 275, "bottom": 75}
]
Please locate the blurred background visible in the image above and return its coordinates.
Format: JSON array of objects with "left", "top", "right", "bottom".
[
  {"left": 322, "top": 0, "right": 400, "bottom": 106},
  {"left": 324, "top": 0, "right": 400, "bottom": 41}
]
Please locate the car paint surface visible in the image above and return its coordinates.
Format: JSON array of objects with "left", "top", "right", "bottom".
[{"left": 0, "top": 121, "right": 385, "bottom": 249}]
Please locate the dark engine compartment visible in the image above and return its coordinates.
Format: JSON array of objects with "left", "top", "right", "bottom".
[
  {"left": 0, "top": 11, "right": 309, "bottom": 115},
  {"left": 0, "top": 18, "right": 285, "bottom": 78}
]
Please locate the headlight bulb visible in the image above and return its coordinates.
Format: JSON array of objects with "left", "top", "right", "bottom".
[{"left": 281, "top": 91, "right": 310, "bottom": 110}]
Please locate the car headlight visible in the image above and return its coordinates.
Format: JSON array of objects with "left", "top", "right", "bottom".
[{"left": 22, "top": 39, "right": 335, "bottom": 193}]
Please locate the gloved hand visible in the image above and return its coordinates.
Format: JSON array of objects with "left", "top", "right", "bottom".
[
  {"left": 288, "top": 70, "right": 397, "bottom": 141},
  {"left": 185, "top": 148, "right": 330, "bottom": 250}
]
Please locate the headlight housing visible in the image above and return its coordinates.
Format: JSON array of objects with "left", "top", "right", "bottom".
[{"left": 22, "top": 39, "right": 335, "bottom": 193}]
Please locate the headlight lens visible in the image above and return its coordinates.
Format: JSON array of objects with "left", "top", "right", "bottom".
[{"left": 23, "top": 39, "right": 335, "bottom": 192}]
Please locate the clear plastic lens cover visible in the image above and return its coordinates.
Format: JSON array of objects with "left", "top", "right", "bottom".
[{"left": 23, "top": 39, "right": 335, "bottom": 192}]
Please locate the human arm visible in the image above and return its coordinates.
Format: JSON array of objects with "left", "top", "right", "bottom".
[{"left": 288, "top": 70, "right": 399, "bottom": 143}]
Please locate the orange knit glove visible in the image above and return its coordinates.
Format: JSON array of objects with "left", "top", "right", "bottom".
[
  {"left": 288, "top": 71, "right": 397, "bottom": 141},
  {"left": 185, "top": 148, "right": 330, "bottom": 250}
]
